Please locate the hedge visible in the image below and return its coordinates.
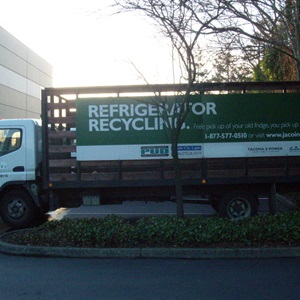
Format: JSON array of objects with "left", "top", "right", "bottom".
[{"left": 3, "top": 211, "right": 300, "bottom": 248}]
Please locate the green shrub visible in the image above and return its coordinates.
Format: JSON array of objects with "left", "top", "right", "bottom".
[{"left": 3, "top": 212, "right": 300, "bottom": 248}]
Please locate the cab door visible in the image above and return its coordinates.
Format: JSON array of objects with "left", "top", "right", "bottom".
[{"left": 0, "top": 127, "right": 26, "bottom": 188}]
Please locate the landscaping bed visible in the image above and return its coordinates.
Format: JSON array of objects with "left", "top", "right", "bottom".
[{"left": 2, "top": 211, "right": 300, "bottom": 248}]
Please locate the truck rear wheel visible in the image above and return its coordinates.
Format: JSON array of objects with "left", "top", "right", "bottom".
[
  {"left": 219, "top": 190, "right": 258, "bottom": 220},
  {"left": 0, "top": 191, "right": 38, "bottom": 229}
]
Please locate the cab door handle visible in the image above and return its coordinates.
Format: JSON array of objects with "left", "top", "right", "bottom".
[{"left": 13, "top": 166, "right": 25, "bottom": 172}]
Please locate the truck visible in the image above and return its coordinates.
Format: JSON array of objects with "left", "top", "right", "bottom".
[{"left": 0, "top": 81, "right": 299, "bottom": 228}]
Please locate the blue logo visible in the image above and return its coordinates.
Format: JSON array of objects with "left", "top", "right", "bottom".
[{"left": 178, "top": 145, "right": 202, "bottom": 151}]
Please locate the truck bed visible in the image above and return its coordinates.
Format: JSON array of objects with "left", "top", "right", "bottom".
[{"left": 42, "top": 82, "right": 300, "bottom": 190}]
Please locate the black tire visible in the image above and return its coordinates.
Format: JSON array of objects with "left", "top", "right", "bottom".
[
  {"left": 0, "top": 191, "right": 38, "bottom": 229},
  {"left": 219, "top": 190, "right": 258, "bottom": 220}
]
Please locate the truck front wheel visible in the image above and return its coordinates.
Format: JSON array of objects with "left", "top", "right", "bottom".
[
  {"left": 0, "top": 191, "right": 38, "bottom": 229},
  {"left": 219, "top": 190, "right": 258, "bottom": 220}
]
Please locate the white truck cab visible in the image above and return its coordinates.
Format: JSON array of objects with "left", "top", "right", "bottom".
[{"left": 0, "top": 119, "right": 42, "bottom": 228}]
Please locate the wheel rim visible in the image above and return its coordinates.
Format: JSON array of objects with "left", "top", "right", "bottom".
[
  {"left": 227, "top": 197, "right": 251, "bottom": 220},
  {"left": 7, "top": 199, "right": 27, "bottom": 219}
]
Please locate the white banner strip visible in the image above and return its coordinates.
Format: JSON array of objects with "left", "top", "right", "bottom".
[{"left": 77, "top": 141, "right": 300, "bottom": 161}]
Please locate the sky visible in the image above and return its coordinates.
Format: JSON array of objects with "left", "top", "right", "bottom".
[{"left": 1, "top": 0, "right": 175, "bottom": 87}]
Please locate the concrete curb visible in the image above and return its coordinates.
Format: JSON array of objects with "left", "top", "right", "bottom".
[{"left": 0, "top": 232, "right": 300, "bottom": 259}]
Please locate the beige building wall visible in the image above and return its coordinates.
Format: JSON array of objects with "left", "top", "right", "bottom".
[{"left": 0, "top": 27, "right": 53, "bottom": 119}]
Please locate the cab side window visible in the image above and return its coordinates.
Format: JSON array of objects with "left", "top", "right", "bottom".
[{"left": 0, "top": 129, "right": 22, "bottom": 156}]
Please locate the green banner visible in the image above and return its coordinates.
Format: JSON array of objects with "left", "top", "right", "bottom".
[
  {"left": 201, "top": 93, "right": 300, "bottom": 143},
  {"left": 76, "top": 93, "right": 300, "bottom": 160}
]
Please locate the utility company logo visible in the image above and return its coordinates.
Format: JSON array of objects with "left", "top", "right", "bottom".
[
  {"left": 248, "top": 146, "right": 283, "bottom": 153},
  {"left": 290, "top": 146, "right": 300, "bottom": 153},
  {"left": 141, "top": 146, "right": 169, "bottom": 157},
  {"left": 178, "top": 145, "right": 202, "bottom": 156}
]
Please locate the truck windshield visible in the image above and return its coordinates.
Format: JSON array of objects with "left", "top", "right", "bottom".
[{"left": 0, "top": 129, "right": 22, "bottom": 156}]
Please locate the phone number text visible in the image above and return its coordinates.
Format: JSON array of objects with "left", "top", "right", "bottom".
[{"left": 205, "top": 132, "right": 248, "bottom": 140}]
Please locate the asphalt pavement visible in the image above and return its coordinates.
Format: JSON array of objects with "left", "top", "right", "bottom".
[{"left": 1, "top": 254, "right": 299, "bottom": 300}]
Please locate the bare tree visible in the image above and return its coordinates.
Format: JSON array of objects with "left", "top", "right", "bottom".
[
  {"left": 212, "top": 0, "right": 300, "bottom": 80},
  {"left": 113, "top": 0, "right": 223, "bottom": 217}
]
